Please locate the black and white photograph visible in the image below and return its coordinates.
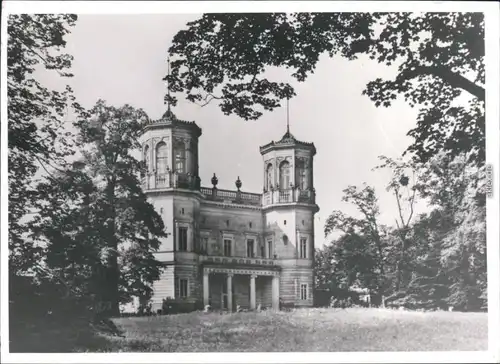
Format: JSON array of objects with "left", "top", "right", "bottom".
[{"left": 1, "top": 1, "right": 499, "bottom": 362}]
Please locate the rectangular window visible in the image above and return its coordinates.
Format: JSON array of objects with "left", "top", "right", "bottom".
[
  {"left": 247, "top": 239, "right": 255, "bottom": 258},
  {"left": 260, "top": 245, "right": 265, "bottom": 258},
  {"left": 201, "top": 237, "right": 208, "bottom": 254},
  {"left": 179, "top": 278, "right": 188, "bottom": 298},
  {"left": 299, "top": 238, "right": 307, "bottom": 259},
  {"left": 175, "top": 146, "right": 186, "bottom": 173},
  {"left": 267, "top": 240, "right": 273, "bottom": 259},
  {"left": 178, "top": 227, "right": 188, "bottom": 251},
  {"left": 300, "top": 284, "right": 308, "bottom": 300},
  {"left": 223, "top": 239, "right": 232, "bottom": 257}
]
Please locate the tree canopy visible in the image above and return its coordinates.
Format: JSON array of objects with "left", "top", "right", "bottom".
[
  {"left": 318, "top": 152, "right": 486, "bottom": 311},
  {"left": 167, "top": 12, "right": 484, "bottom": 165},
  {"left": 8, "top": 14, "right": 81, "bottom": 275},
  {"left": 8, "top": 15, "right": 168, "bottom": 350}
]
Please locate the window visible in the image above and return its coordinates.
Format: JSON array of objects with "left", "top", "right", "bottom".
[
  {"left": 181, "top": 208, "right": 185, "bottom": 215},
  {"left": 178, "top": 227, "right": 188, "bottom": 251},
  {"left": 179, "top": 279, "right": 188, "bottom": 298},
  {"left": 267, "top": 240, "right": 273, "bottom": 259},
  {"left": 224, "top": 239, "right": 232, "bottom": 257},
  {"left": 260, "top": 245, "right": 265, "bottom": 258},
  {"left": 155, "top": 142, "right": 168, "bottom": 173},
  {"left": 247, "top": 239, "right": 255, "bottom": 258},
  {"left": 300, "top": 284, "right": 308, "bottom": 300},
  {"left": 300, "top": 238, "right": 307, "bottom": 259},
  {"left": 174, "top": 141, "right": 186, "bottom": 173},
  {"left": 299, "top": 168, "right": 307, "bottom": 189},
  {"left": 266, "top": 163, "right": 273, "bottom": 191},
  {"left": 201, "top": 237, "right": 208, "bottom": 254},
  {"left": 144, "top": 145, "right": 150, "bottom": 170},
  {"left": 296, "top": 159, "right": 307, "bottom": 190},
  {"left": 279, "top": 161, "right": 290, "bottom": 189},
  {"left": 249, "top": 222, "right": 252, "bottom": 228}
]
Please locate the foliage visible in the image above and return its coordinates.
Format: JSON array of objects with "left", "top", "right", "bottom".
[
  {"left": 162, "top": 297, "right": 202, "bottom": 315},
  {"left": 318, "top": 152, "right": 486, "bottom": 311},
  {"left": 7, "top": 14, "right": 169, "bottom": 352},
  {"left": 53, "top": 100, "right": 166, "bottom": 316},
  {"left": 322, "top": 185, "right": 390, "bottom": 303},
  {"left": 7, "top": 13, "right": 87, "bottom": 351},
  {"left": 8, "top": 13, "right": 81, "bottom": 276},
  {"left": 167, "top": 12, "right": 484, "bottom": 164}
]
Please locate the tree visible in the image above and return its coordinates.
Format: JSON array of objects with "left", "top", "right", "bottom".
[
  {"left": 374, "top": 156, "right": 420, "bottom": 292},
  {"left": 27, "top": 100, "right": 168, "bottom": 319},
  {"left": 167, "top": 12, "right": 484, "bottom": 164},
  {"left": 323, "top": 184, "right": 389, "bottom": 304},
  {"left": 418, "top": 152, "right": 487, "bottom": 310},
  {"left": 389, "top": 211, "right": 451, "bottom": 310},
  {"left": 62, "top": 100, "right": 167, "bottom": 316},
  {"left": 386, "top": 152, "right": 486, "bottom": 310},
  {"left": 8, "top": 14, "right": 81, "bottom": 275}
]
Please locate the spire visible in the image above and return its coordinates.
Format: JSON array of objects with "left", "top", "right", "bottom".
[
  {"left": 280, "top": 96, "right": 294, "bottom": 141},
  {"left": 162, "top": 56, "right": 177, "bottom": 121},
  {"left": 286, "top": 97, "right": 290, "bottom": 134},
  {"left": 165, "top": 56, "right": 171, "bottom": 112}
]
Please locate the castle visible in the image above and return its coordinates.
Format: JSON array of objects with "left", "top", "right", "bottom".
[{"left": 140, "top": 108, "right": 319, "bottom": 312}]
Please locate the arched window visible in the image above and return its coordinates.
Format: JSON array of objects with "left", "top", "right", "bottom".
[
  {"left": 266, "top": 163, "right": 273, "bottom": 191},
  {"left": 296, "top": 159, "right": 307, "bottom": 190},
  {"left": 156, "top": 142, "right": 168, "bottom": 173},
  {"left": 279, "top": 161, "right": 290, "bottom": 189},
  {"left": 144, "top": 145, "right": 150, "bottom": 170},
  {"left": 174, "top": 140, "right": 186, "bottom": 173}
]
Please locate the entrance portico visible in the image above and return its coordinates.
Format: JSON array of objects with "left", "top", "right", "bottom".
[{"left": 202, "top": 266, "right": 280, "bottom": 312}]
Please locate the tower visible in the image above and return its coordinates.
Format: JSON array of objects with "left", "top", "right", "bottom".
[
  {"left": 140, "top": 108, "right": 203, "bottom": 311},
  {"left": 259, "top": 120, "right": 319, "bottom": 307}
]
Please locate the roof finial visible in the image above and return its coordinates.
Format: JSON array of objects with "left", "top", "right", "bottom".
[{"left": 286, "top": 97, "right": 290, "bottom": 134}]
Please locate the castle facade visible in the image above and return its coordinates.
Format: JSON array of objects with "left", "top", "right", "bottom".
[{"left": 140, "top": 109, "right": 319, "bottom": 312}]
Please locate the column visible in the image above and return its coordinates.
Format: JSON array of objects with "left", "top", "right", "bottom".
[
  {"left": 227, "top": 273, "right": 233, "bottom": 312},
  {"left": 203, "top": 271, "right": 209, "bottom": 307},
  {"left": 272, "top": 275, "right": 280, "bottom": 311},
  {"left": 250, "top": 274, "right": 256, "bottom": 310}
]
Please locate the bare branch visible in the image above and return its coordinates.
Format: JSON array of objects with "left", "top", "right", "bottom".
[{"left": 197, "top": 93, "right": 223, "bottom": 107}]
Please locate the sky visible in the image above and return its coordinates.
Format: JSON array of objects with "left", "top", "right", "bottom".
[{"left": 36, "top": 14, "right": 428, "bottom": 248}]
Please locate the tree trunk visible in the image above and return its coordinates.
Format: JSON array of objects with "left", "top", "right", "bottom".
[{"left": 101, "top": 181, "right": 120, "bottom": 318}]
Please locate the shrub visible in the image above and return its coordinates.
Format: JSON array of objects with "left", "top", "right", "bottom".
[{"left": 161, "top": 297, "right": 202, "bottom": 315}]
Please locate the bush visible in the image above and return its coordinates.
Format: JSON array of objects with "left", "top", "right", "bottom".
[{"left": 161, "top": 297, "right": 202, "bottom": 315}]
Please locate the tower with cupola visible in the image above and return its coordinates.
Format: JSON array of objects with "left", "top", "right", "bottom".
[
  {"left": 140, "top": 106, "right": 203, "bottom": 311},
  {"left": 260, "top": 122, "right": 319, "bottom": 307}
]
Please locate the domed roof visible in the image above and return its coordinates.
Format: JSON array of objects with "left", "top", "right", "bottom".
[
  {"left": 142, "top": 107, "right": 202, "bottom": 137},
  {"left": 259, "top": 128, "right": 316, "bottom": 155}
]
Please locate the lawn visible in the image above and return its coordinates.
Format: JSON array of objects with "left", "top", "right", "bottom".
[{"left": 89, "top": 308, "right": 487, "bottom": 352}]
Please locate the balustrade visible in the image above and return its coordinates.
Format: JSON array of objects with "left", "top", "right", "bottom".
[
  {"left": 142, "top": 171, "right": 199, "bottom": 190},
  {"left": 143, "top": 173, "right": 314, "bottom": 207},
  {"left": 199, "top": 187, "right": 261, "bottom": 206},
  {"left": 261, "top": 188, "right": 315, "bottom": 206}
]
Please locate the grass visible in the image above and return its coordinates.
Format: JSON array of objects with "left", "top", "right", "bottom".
[{"left": 86, "top": 308, "right": 487, "bottom": 352}]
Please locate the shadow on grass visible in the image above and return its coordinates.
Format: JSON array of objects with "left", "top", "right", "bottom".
[{"left": 9, "top": 317, "right": 128, "bottom": 353}]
